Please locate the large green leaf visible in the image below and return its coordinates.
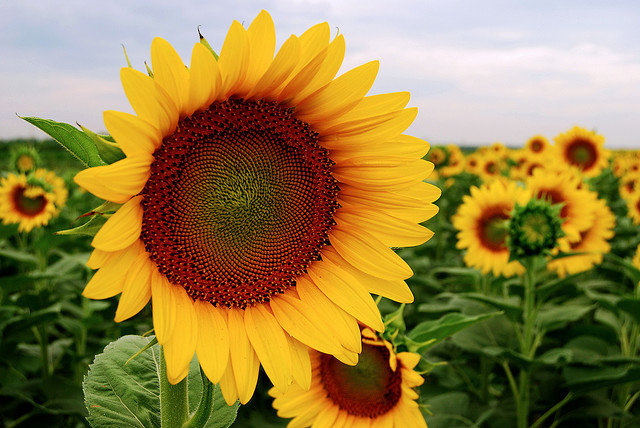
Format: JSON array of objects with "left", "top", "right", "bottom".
[
  {"left": 536, "top": 304, "right": 595, "bottom": 332},
  {"left": 20, "top": 116, "right": 106, "bottom": 168},
  {"left": 83, "top": 335, "right": 239, "bottom": 428},
  {"left": 407, "top": 311, "right": 502, "bottom": 353}
]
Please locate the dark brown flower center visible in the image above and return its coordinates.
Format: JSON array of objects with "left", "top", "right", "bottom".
[
  {"left": 566, "top": 138, "right": 597, "bottom": 170},
  {"left": 530, "top": 140, "right": 543, "bottom": 152},
  {"left": 477, "top": 206, "right": 510, "bottom": 252},
  {"left": 319, "top": 343, "right": 403, "bottom": 418},
  {"left": 140, "top": 99, "right": 339, "bottom": 308},
  {"left": 12, "top": 186, "right": 47, "bottom": 217}
]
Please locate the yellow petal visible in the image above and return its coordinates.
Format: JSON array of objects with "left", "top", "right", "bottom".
[
  {"left": 120, "top": 67, "right": 178, "bottom": 136},
  {"left": 227, "top": 308, "right": 260, "bottom": 404},
  {"left": 114, "top": 252, "right": 152, "bottom": 322},
  {"left": 296, "top": 276, "right": 362, "bottom": 353},
  {"left": 324, "top": 92, "right": 411, "bottom": 130},
  {"left": 163, "top": 287, "right": 198, "bottom": 384},
  {"left": 241, "top": 10, "right": 276, "bottom": 93},
  {"left": 332, "top": 156, "right": 433, "bottom": 191},
  {"left": 322, "top": 246, "right": 414, "bottom": 303},
  {"left": 91, "top": 195, "right": 143, "bottom": 252},
  {"left": 74, "top": 154, "right": 152, "bottom": 204},
  {"left": 151, "top": 37, "right": 190, "bottom": 117},
  {"left": 151, "top": 269, "right": 176, "bottom": 344},
  {"left": 287, "top": 336, "right": 311, "bottom": 390},
  {"left": 270, "top": 291, "right": 343, "bottom": 355},
  {"left": 218, "top": 360, "right": 239, "bottom": 406},
  {"left": 218, "top": 21, "right": 249, "bottom": 98},
  {"left": 194, "top": 301, "right": 229, "bottom": 384},
  {"left": 287, "top": 34, "right": 345, "bottom": 104},
  {"left": 306, "top": 261, "right": 384, "bottom": 332},
  {"left": 244, "top": 304, "right": 292, "bottom": 393},
  {"left": 86, "top": 248, "right": 113, "bottom": 270},
  {"left": 246, "top": 35, "right": 300, "bottom": 100},
  {"left": 82, "top": 242, "right": 143, "bottom": 299},
  {"left": 334, "top": 206, "right": 433, "bottom": 248},
  {"left": 294, "top": 61, "right": 379, "bottom": 123},
  {"left": 328, "top": 226, "right": 413, "bottom": 280},
  {"left": 277, "top": 45, "right": 328, "bottom": 102},
  {"left": 297, "top": 22, "right": 330, "bottom": 67},
  {"left": 187, "top": 42, "right": 221, "bottom": 116},
  {"left": 103, "top": 110, "right": 161, "bottom": 157},
  {"left": 322, "top": 108, "right": 417, "bottom": 149}
]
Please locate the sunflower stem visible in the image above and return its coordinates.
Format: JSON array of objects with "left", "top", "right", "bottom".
[
  {"left": 183, "top": 368, "right": 215, "bottom": 428},
  {"left": 160, "top": 347, "right": 189, "bottom": 428}
]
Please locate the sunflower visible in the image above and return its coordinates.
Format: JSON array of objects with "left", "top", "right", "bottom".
[
  {"left": 476, "top": 152, "right": 505, "bottom": 182},
  {"left": 526, "top": 167, "right": 598, "bottom": 243},
  {"left": 553, "top": 126, "right": 610, "bottom": 177},
  {"left": 547, "top": 197, "right": 615, "bottom": 277},
  {"left": 73, "top": 10, "right": 439, "bottom": 404},
  {"left": 269, "top": 327, "right": 426, "bottom": 428},
  {"left": 0, "top": 169, "right": 67, "bottom": 232},
  {"left": 452, "top": 179, "right": 531, "bottom": 277},
  {"left": 619, "top": 171, "right": 640, "bottom": 200},
  {"left": 465, "top": 152, "right": 482, "bottom": 176},
  {"left": 9, "top": 145, "right": 41, "bottom": 173},
  {"left": 524, "top": 135, "right": 550, "bottom": 156},
  {"left": 625, "top": 190, "right": 640, "bottom": 225},
  {"left": 439, "top": 144, "right": 465, "bottom": 178}
]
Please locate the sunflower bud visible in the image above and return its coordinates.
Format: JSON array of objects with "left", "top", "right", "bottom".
[{"left": 507, "top": 198, "right": 564, "bottom": 260}]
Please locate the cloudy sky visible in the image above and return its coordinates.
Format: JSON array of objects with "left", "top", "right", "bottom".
[{"left": 1, "top": 0, "right": 639, "bottom": 148}]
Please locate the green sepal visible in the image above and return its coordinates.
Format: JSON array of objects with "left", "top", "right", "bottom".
[
  {"left": 78, "top": 124, "right": 126, "bottom": 164},
  {"left": 19, "top": 116, "right": 106, "bottom": 168},
  {"left": 122, "top": 44, "right": 132, "bottom": 68},
  {"left": 198, "top": 26, "right": 219, "bottom": 60},
  {"left": 54, "top": 213, "right": 108, "bottom": 237},
  {"left": 125, "top": 336, "right": 158, "bottom": 365},
  {"left": 145, "top": 62, "right": 154, "bottom": 77}
]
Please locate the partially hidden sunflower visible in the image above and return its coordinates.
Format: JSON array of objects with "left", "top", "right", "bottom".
[
  {"left": 553, "top": 126, "right": 610, "bottom": 177},
  {"left": 526, "top": 167, "right": 598, "bottom": 243},
  {"left": 625, "top": 190, "right": 640, "bottom": 225},
  {"left": 269, "top": 327, "right": 426, "bottom": 428},
  {"left": 0, "top": 169, "right": 68, "bottom": 232},
  {"left": 73, "top": 10, "right": 439, "bottom": 405},
  {"left": 547, "top": 197, "right": 615, "bottom": 277},
  {"left": 9, "top": 144, "right": 41, "bottom": 173},
  {"left": 452, "top": 179, "right": 531, "bottom": 277}
]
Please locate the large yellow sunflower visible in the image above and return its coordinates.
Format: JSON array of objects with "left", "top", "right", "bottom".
[
  {"left": 269, "top": 327, "right": 426, "bottom": 428},
  {"left": 547, "top": 197, "right": 615, "bottom": 277},
  {"left": 0, "top": 169, "right": 67, "bottom": 232},
  {"left": 526, "top": 167, "right": 598, "bottom": 243},
  {"left": 553, "top": 126, "right": 610, "bottom": 177},
  {"left": 452, "top": 179, "right": 531, "bottom": 277},
  {"left": 73, "top": 10, "right": 439, "bottom": 405}
]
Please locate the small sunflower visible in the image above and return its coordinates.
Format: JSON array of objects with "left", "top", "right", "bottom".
[
  {"left": 0, "top": 169, "right": 67, "bottom": 232},
  {"left": 269, "top": 327, "right": 426, "bottom": 428},
  {"left": 489, "top": 142, "right": 509, "bottom": 159},
  {"left": 619, "top": 171, "right": 640, "bottom": 200},
  {"left": 524, "top": 135, "right": 550, "bottom": 156},
  {"left": 9, "top": 145, "right": 41, "bottom": 173},
  {"left": 553, "top": 126, "right": 610, "bottom": 177},
  {"left": 73, "top": 10, "right": 439, "bottom": 404},
  {"left": 526, "top": 167, "right": 598, "bottom": 242},
  {"left": 476, "top": 152, "right": 505, "bottom": 182},
  {"left": 452, "top": 179, "right": 531, "bottom": 277},
  {"left": 625, "top": 191, "right": 640, "bottom": 225},
  {"left": 465, "top": 152, "right": 482, "bottom": 176},
  {"left": 547, "top": 198, "right": 615, "bottom": 277},
  {"left": 439, "top": 144, "right": 465, "bottom": 178}
]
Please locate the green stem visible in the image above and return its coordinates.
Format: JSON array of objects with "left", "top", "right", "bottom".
[
  {"left": 517, "top": 257, "right": 539, "bottom": 428},
  {"left": 160, "top": 347, "right": 189, "bottom": 428},
  {"left": 183, "top": 369, "right": 215, "bottom": 428},
  {"left": 32, "top": 325, "right": 50, "bottom": 378},
  {"left": 530, "top": 392, "right": 573, "bottom": 428}
]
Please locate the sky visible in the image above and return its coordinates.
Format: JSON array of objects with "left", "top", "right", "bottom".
[{"left": 1, "top": 0, "right": 639, "bottom": 148}]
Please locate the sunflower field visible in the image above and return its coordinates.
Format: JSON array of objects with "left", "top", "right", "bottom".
[{"left": 2, "top": 10, "right": 640, "bottom": 428}]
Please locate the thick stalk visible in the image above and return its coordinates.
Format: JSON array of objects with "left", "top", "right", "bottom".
[
  {"left": 160, "top": 347, "right": 189, "bottom": 428},
  {"left": 517, "top": 258, "right": 538, "bottom": 428}
]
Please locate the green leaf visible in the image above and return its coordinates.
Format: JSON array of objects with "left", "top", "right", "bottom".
[
  {"left": 78, "top": 124, "right": 126, "bottom": 164},
  {"left": 616, "top": 298, "right": 640, "bottom": 325},
  {"left": 407, "top": 311, "right": 502, "bottom": 352},
  {"left": 564, "top": 365, "right": 640, "bottom": 393},
  {"left": 460, "top": 293, "right": 523, "bottom": 321},
  {"left": 536, "top": 304, "right": 595, "bottom": 332},
  {"left": 83, "top": 335, "right": 239, "bottom": 428},
  {"left": 20, "top": 116, "right": 106, "bottom": 168}
]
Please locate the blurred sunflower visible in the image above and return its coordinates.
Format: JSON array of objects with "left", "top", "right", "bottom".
[
  {"left": 439, "top": 144, "right": 465, "bottom": 178},
  {"left": 476, "top": 152, "right": 504, "bottom": 182},
  {"left": 524, "top": 135, "right": 550, "bottom": 156},
  {"left": 452, "top": 179, "right": 531, "bottom": 277},
  {"left": 270, "top": 327, "right": 426, "bottom": 428},
  {"left": 619, "top": 171, "right": 640, "bottom": 200},
  {"left": 625, "top": 191, "right": 640, "bottom": 225},
  {"left": 526, "top": 167, "right": 598, "bottom": 243},
  {"left": 553, "top": 126, "right": 610, "bottom": 177},
  {"left": 465, "top": 152, "right": 482, "bottom": 176},
  {"left": 9, "top": 145, "right": 41, "bottom": 173},
  {"left": 0, "top": 169, "right": 67, "bottom": 232},
  {"left": 489, "top": 142, "right": 509, "bottom": 159},
  {"left": 74, "top": 10, "right": 439, "bottom": 404},
  {"left": 547, "top": 198, "right": 615, "bottom": 277}
]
